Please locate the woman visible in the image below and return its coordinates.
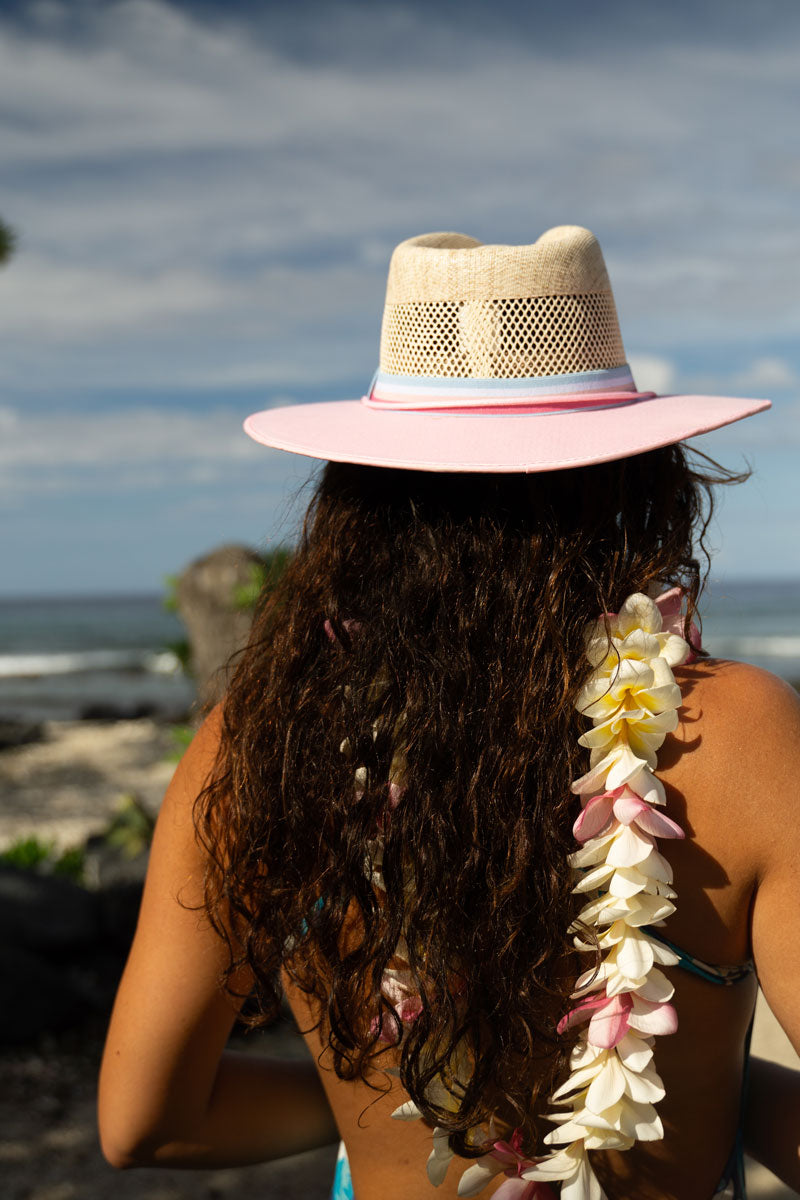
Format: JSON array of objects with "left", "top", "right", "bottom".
[{"left": 98, "top": 228, "right": 798, "bottom": 1200}]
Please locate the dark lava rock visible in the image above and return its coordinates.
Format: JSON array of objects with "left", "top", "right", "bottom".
[
  {"left": 0, "top": 864, "right": 99, "bottom": 952},
  {"left": 78, "top": 701, "right": 158, "bottom": 721},
  {"left": 175, "top": 544, "right": 264, "bottom": 708},
  {"left": 0, "top": 720, "right": 44, "bottom": 750},
  {"left": 0, "top": 945, "right": 88, "bottom": 1045},
  {"left": 96, "top": 880, "right": 145, "bottom": 948},
  {"left": 83, "top": 835, "right": 150, "bottom": 892}
]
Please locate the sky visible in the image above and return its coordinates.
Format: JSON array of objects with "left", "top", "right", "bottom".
[{"left": 0, "top": 0, "right": 798, "bottom": 596}]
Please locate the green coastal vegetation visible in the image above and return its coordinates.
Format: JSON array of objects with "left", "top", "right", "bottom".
[
  {"left": 232, "top": 548, "right": 292, "bottom": 610},
  {"left": 0, "top": 834, "right": 85, "bottom": 883},
  {"left": 0, "top": 795, "right": 156, "bottom": 887}
]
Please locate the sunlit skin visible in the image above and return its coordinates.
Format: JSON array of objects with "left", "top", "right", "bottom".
[{"left": 99, "top": 657, "right": 800, "bottom": 1200}]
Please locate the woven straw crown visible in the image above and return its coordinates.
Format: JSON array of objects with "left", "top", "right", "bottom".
[{"left": 379, "top": 226, "right": 626, "bottom": 379}]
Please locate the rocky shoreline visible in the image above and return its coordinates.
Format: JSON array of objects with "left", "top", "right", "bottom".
[{"left": 0, "top": 717, "right": 179, "bottom": 854}]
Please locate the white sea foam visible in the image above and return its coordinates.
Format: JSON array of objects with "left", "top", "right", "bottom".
[
  {"left": 705, "top": 635, "right": 800, "bottom": 660},
  {"left": 0, "top": 648, "right": 183, "bottom": 679}
]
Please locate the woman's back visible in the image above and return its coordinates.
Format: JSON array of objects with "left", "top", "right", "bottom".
[{"left": 283, "top": 657, "right": 800, "bottom": 1200}]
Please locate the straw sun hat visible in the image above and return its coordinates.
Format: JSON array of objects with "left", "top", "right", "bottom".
[{"left": 244, "top": 226, "right": 770, "bottom": 471}]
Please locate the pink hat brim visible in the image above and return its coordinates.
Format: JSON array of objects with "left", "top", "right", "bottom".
[{"left": 243, "top": 394, "right": 771, "bottom": 473}]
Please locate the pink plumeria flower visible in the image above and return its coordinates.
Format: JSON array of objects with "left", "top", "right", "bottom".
[
  {"left": 492, "top": 1128, "right": 533, "bottom": 1176},
  {"left": 457, "top": 1129, "right": 555, "bottom": 1198},
  {"left": 559, "top": 984, "right": 678, "bottom": 1049},
  {"left": 558, "top": 991, "right": 633, "bottom": 1049},
  {"left": 654, "top": 586, "right": 701, "bottom": 662},
  {"left": 574, "top": 786, "right": 684, "bottom": 844},
  {"left": 371, "top": 969, "right": 423, "bottom": 1044},
  {"left": 371, "top": 995, "right": 424, "bottom": 1044},
  {"left": 493, "top": 1179, "right": 556, "bottom": 1200},
  {"left": 375, "top": 779, "right": 407, "bottom": 832}
]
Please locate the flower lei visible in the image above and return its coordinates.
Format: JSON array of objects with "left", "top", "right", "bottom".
[{"left": 350, "top": 588, "right": 695, "bottom": 1200}]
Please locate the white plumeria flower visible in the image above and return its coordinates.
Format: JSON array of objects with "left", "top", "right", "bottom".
[
  {"left": 572, "top": 919, "right": 678, "bottom": 964},
  {"left": 568, "top": 1031, "right": 655, "bottom": 1074},
  {"left": 551, "top": 1042, "right": 666, "bottom": 1112},
  {"left": 569, "top": 830, "right": 618, "bottom": 867},
  {"left": 427, "top": 1127, "right": 455, "bottom": 1186},
  {"left": 457, "top": 1156, "right": 508, "bottom": 1197},
  {"left": 391, "top": 1099, "right": 422, "bottom": 1121},
  {"left": 626, "top": 765, "right": 667, "bottom": 807},
  {"left": 522, "top": 1142, "right": 608, "bottom": 1200},
  {"left": 578, "top": 706, "right": 679, "bottom": 761},
  {"left": 531, "top": 592, "right": 691, "bottom": 1198},
  {"left": 571, "top": 954, "right": 674, "bottom": 1001},
  {"left": 571, "top": 739, "right": 654, "bottom": 795},
  {"left": 364, "top": 837, "right": 385, "bottom": 889},
  {"left": 575, "top": 889, "right": 676, "bottom": 929},
  {"left": 585, "top": 593, "right": 689, "bottom": 664},
  {"left": 615, "top": 1031, "right": 656, "bottom": 1071},
  {"left": 544, "top": 1093, "right": 663, "bottom": 1146},
  {"left": 577, "top": 657, "right": 681, "bottom": 727}
]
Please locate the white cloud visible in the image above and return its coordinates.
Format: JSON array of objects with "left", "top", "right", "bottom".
[
  {"left": 626, "top": 354, "right": 676, "bottom": 395},
  {"left": 0, "top": 405, "right": 21, "bottom": 430},
  {"left": 0, "top": 3, "right": 290, "bottom": 165},
  {"left": 173, "top": 361, "right": 359, "bottom": 390},
  {"left": 733, "top": 357, "right": 799, "bottom": 392},
  {"left": 0, "top": 256, "right": 234, "bottom": 336},
  {"left": 0, "top": 402, "right": 271, "bottom": 480}
]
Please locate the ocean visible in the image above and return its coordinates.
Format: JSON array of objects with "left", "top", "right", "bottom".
[
  {"left": 0, "top": 594, "right": 195, "bottom": 723},
  {"left": 0, "top": 580, "right": 797, "bottom": 724},
  {"left": 697, "top": 578, "right": 800, "bottom": 683}
]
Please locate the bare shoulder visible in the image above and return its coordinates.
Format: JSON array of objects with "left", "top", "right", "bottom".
[
  {"left": 166, "top": 702, "right": 226, "bottom": 809},
  {"left": 673, "top": 657, "right": 800, "bottom": 742},
  {"left": 138, "top": 703, "right": 228, "bottom": 902},
  {"left": 676, "top": 653, "right": 797, "bottom": 697},
  {"left": 668, "top": 658, "right": 800, "bottom": 860}
]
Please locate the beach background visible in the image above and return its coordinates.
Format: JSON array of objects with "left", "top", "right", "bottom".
[{"left": 1, "top": 0, "right": 799, "bottom": 1196}]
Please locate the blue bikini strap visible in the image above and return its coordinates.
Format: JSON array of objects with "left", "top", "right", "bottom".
[{"left": 645, "top": 926, "right": 755, "bottom": 987}]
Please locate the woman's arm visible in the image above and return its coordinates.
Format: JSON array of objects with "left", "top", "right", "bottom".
[
  {"left": 742, "top": 669, "right": 800, "bottom": 1188},
  {"left": 97, "top": 706, "right": 339, "bottom": 1169}
]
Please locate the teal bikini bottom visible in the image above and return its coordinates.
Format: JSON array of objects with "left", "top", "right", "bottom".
[
  {"left": 332, "top": 1141, "right": 353, "bottom": 1200},
  {"left": 329, "top": 932, "right": 756, "bottom": 1200}
]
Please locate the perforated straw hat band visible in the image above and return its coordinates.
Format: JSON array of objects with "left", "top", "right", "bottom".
[{"left": 244, "top": 226, "right": 770, "bottom": 472}]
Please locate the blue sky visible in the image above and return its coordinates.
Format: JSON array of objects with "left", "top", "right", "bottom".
[{"left": 0, "top": 0, "right": 798, "bottom": 596}]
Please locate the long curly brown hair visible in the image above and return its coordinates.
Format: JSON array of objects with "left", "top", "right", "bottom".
[{"left": 195, "top": 444, "right": 744, "bottom": 1154}]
